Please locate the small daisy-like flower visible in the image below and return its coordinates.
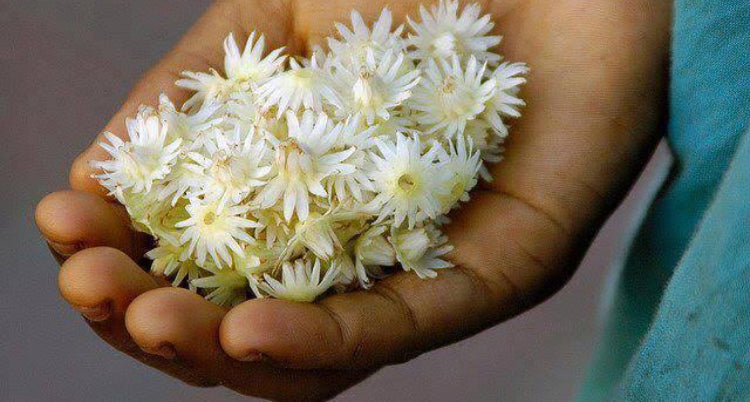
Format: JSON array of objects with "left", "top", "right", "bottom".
[
  {"left": 438, "top": 135, "right": 482, "bottom": 212},
  {"left": 390, "top": 225, "right": 453, "bottom": 279},
  {"left": 409, "top": 55, "right": 496, "bottom": 137},
  {"left": 256, "top": 56, "right": 341, "bottom": 116},
  {"left": 176, "top": 198, "right": 260, "bottom": 268},
  {"left": 256, "top": 112, "right": 355, "bottom": 221},
  {"left": 93, "top": 111, "right": 182, "bottom": 194},
  {"left": 368, "top": 133, "right": 450, "bottom": 228},
  {"left": 353, "top": 225, "right": 396, "bottom": 288},
  {"left": 332, "top": 49, "right": 421, "bottom": 125},
  {"left": 407, "top": 0, "right": 501, "bottom": 64},
  {"left": 483, "top": 62, "right": 529, "bottom": 137},
  {"left": 146, "top": 241, "right": 204, "bottom": 289},
  {"left": 258, "top": 257, "right": 340, "bottom": 302},
  {"left": 177, "top": 31, "right": 285, "bottom": 111},
  {"left": 187, "top": 130, "right": 271, "bottom": 210},
  {"left": 328, "top": 8, "right": 406, "bottom": 62},
  {"left": 192, "top": 262, "right": 248, "bottom": 307},
  {"left": 223, "top": 31, "right": 286, "bottom": 82}
]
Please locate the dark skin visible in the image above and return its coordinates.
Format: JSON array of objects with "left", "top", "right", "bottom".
[{"left": 35, "top": 0, "right": 671, "bottom": 400}]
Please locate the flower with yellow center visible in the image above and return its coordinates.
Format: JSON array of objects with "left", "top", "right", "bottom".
[
  {"left": 409, "top": 55, "right": 496, "bottom": 137},
  {"left": 176, "top": 198, "right": 260, "bottom": 268},
  {"left": 368, "top": 133, "right": 450, "bottom": 228}
]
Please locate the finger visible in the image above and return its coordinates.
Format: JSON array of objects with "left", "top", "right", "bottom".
[
  {"left": 58, "top": 247, "right": 218, "bottom": 386},
  {"left": 36, "top": 190, "right": 145, "bottom": 261},
  {"left": 59, "top": 247, "right": 158, "bottom": 320},
  {"left": 70, "top": 0, "right": 296, "bottom": 195},
  {"left": 126, "top": 287, "right": 370, "bottom": 401},
  {"left": 221, "top": 190, "right": 573, "bottom": 370}
]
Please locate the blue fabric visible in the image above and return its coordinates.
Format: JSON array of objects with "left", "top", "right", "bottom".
[
  {"left": 580, "top": 1, "right": 750, "bottom": 400},
  {"left": 615, "top": 126, "right": 750, "bottom": 400}
]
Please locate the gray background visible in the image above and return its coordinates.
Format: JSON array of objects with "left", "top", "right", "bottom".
[{"left": 0, "top": 1, "right": 669, "bottom": 401}]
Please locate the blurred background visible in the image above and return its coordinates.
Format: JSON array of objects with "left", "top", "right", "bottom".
[{"left": 0, "top": 1, "right": 670, "bottom": 401}]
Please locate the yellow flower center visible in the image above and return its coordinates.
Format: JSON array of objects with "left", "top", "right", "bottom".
[
  {"left": 203, "top": 212, "right": 217, "bottom": 225},
  {"left": 397, "top": 173, "right": 417, "bottom": 192}
]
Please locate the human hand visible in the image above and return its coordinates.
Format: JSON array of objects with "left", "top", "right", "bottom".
[{"left": 35, "top": 0, "right": 670, "bottom": 400}]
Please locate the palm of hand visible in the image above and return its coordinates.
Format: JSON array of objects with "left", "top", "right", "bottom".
[{"left": 35, "top": 0, "right": 669, "bottom": 400}]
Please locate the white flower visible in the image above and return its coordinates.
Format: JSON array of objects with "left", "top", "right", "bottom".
[
  {"left": 353, "top": 225, "right": 396, "bottom": 288},
  {"left": 438, "top": 135, "right": 482, "bottom": 212},
  {"left": 192, "top": 262, "right": 248, "bottom": 306},
  {"left": 332, "top": 49, "right": 421, "bottom": 125},
  {"left": 146, "top": 241, "right": 204, "bottom": 290},
  {"left": 186, "top": 130, "right": 271, "bottom": 210},
  {"left": 256, "top": 112, "right": 355, "bottom": 221},
  {"left": 177, "top": 31, "right": 285, "bottom": 111},
  {"left": 328, "top": 8, "right": 406, "bottom": 62},
  {"left": 407, "top": 0, "right": 501, "bottom": 64},
  {"left": 256, "top": 56, "right": 341, "bottom": 116},
  {"left": 93, "top": 111, "right": 181, "bottom": 194},
  {"left": 368, "top": 133, "right": 450, "bottom": 228},
  {"left": 390, "top": 225, "right": 453, "bottom": 279},
  {"left": 258, "top": 257, "right": 340, "bottom": 302},
  {"left": 176, "top": 198, "right": 260, "bottom": 268},
  {"left": 409, "top": 55, "right": 496, "bottom": 137},
  {"left": 223, "top": 31, "right": 286, "bottom": 82},
  {"left": 483, "top": 62, "right": 529, "bottom": 137}
]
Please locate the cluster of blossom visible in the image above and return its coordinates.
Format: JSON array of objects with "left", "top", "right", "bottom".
[{"left": 93, "top": 0, "right": 528, "bottom": 305}]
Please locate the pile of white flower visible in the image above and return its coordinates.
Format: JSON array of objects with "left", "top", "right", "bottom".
[{"left": 93, "top": 0, "right": 528, "bottom": 305}]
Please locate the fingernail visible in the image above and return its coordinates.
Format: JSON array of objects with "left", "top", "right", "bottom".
[
  {"left": 47, "top": 241, "right": 80, "bottom": 258},
  {"left": 141, "top": 344, "right": 177, "bottom": 360},
  {"left": 240, "top": 350, "right": 265, "bottom": 362},
  {"left": 75, "top": 303, "right": 111, "bottom": 322}
]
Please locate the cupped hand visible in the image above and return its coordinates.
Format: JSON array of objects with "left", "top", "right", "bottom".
[{"left": 35, "top": 0, "right": 670, "bottom": 400}]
